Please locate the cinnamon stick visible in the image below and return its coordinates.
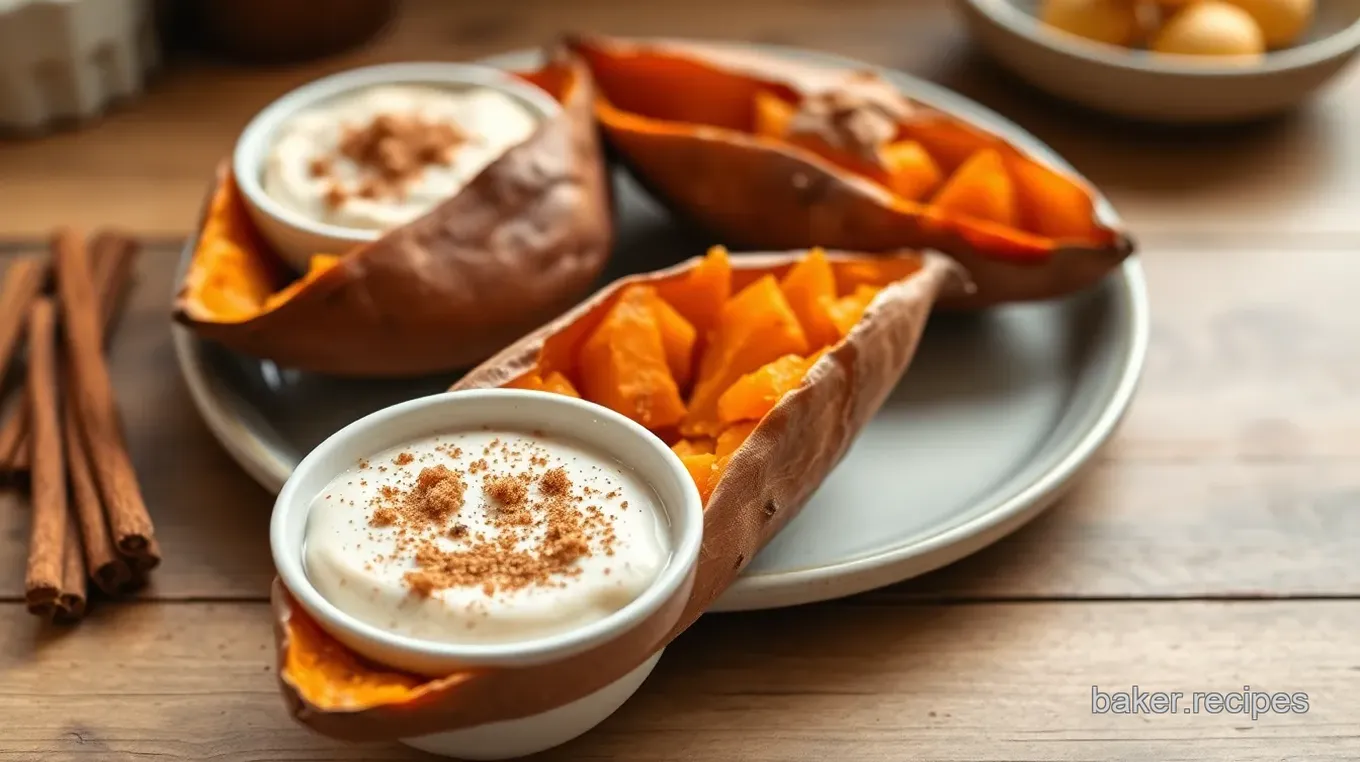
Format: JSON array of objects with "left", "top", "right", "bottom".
[
  {"left": 54, "top": 229, "right": 156, "bottom": 560},
  {"left": 24, "top": 298, "right": 65, "bottom": 616},
  {"left": 0, "top": 400, "right": 27, "bottom": 474},
  {"left": 55, "top": 515, "right": 87, "bottom": 623},
  {"left": 63, "top": 367, "right": 132, "bottom": 594},
  {"left": 0, "top": 394, "right": 25, "bottom": 474},
  {"left": 0, "top": 257, "right": 49, "bottom": 475},
  {"left": 0, "top": 233, "right": 136, "bottom": 477},
  {"left": 126, "top": 536, "right": 162, "bottom": 590},
  {"left": 0, "top": 255, "right": 48, "bottom": 384}
]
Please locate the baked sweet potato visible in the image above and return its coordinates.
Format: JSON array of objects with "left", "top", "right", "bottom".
[
  {"left": 566, "top": 33, "right": 1134, "bottom": 309},
  {"left": 172, "top": 46, "right": 612, "bottom": 377},
  {"left": 270, "top": 247, "right": 965, "bottom": 739}
]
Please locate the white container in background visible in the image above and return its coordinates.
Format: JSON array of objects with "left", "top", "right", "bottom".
[{"left": 0, "top": 0, "right": 157, "bottom": 133}]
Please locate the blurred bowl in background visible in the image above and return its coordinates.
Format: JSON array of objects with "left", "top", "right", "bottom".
[
  {"left": 166, "top": 0, "right": 398, "bottom": 65},
  {"left": 0, "top": 0, "right": 159, "bottom": 135},
  {"left": 955, "top": 0, "right": 1360, "bottom": 123}
]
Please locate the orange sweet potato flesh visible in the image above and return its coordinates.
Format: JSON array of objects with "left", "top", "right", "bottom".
[
  {"left": 455, "top": 246, "right": 962, "bottom": 510},
  {"left": 930, "top": 149, "right": 1017, "bottom": 228},
  {"left": 506, "top": 369, "right": 581, "bottom": 398},
  {"left": 680, "top": 453, "right": 718, "bottom": 504},
  {"left": 756, "top": 96, "right": 940, "bottom": 205},
  {"left": 272, "top": 249, "right": 965, "bottom": 742},
  {"left": 779, "top": 248, "right": 839, "bottom": 350},
  {"left": 173, "top": 48, "right": 612, "bottom": 377},
  {"left": 671, "top": 438, "right": 715, "bottom": 457},
  {"left": 655, "top": 245, "right": 732, "bottom": 339},
  {"left": 274, "top": 568, "right": 690, "bottom": 741},
  {"left": 579, "top": 285, "right": 687, "bottom": 429},
  {"left": 282, "top": 596, "right": 435, "bottom": 710},
  {"left": 566, "top": 33, "right": 1135, "bottom": 310},
  {"left": 717, "top": 352, "right": 823, "bottom": 425},
  {"left": 881, "top": 140, "right": 943, "bottom": 202},
  {"left": 714, "top": 421, "right": 760, "bottom": 460},
  {"left": 754, "top": 90, "right": 796, "bottom": 138},
  {"left": 456, "top": 246, "right": 963, "bottom": 602},
  {"left": 683, "top": 274, "right": 809, "bottom": 437},
  {"left": 826, "top": 285, "right": 883, "bottom": 338},
  {"left": 647, "top": 289, "right": 698, "bottom": 388}
]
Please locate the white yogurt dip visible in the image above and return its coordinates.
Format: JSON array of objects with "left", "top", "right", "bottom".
[
  {"left": 262, "top": 84, "right": 540, "bottom": 232},
  {"left": 303, "top": 429, "right": 673, "bottom": 646}
]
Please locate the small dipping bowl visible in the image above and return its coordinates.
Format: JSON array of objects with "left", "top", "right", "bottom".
[
  {"left": 270, "top": 389, "right": 704, "bottom": 759},
  {"left": 233, "top": 62, "right": 562, "bottom": 271},
  {"left": 957, "top": 0, "right": 1360, "bottom": 123}
]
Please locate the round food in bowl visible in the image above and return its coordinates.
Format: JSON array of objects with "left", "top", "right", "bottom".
[
  {"left": 260, "top": 83, "right": 545, "bottom": 248},
  {"left": 957, "top": 0, "right": 1360, "bottom": 122},
  {"left": 172, "top": 47, "right": 613, "bottom": 378}
]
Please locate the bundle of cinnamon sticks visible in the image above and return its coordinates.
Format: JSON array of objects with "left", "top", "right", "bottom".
[{"left": 0, "top": 229, "right": 158, "bottom": 623}]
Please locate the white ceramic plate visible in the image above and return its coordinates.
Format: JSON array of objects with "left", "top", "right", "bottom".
[{"left": 172, "top": 42, "right": 1149, "bottom": 612}]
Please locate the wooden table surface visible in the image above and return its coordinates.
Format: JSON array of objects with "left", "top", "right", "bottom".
[{"left": 3, "top": 1, "right": 1359, "bottom": 760}]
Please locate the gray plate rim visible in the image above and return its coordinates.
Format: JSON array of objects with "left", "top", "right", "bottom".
[{"left": 170, "top": 40, "right": 1150, "bottom": 612}]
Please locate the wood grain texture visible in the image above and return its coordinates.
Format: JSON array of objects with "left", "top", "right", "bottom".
[
  {"left": 1, "top": 600, "right": 1357, "bottom": 760},
  {"left": 4, "top": 239, "right": 1356, "bottom": 600},
  {"left": 2, "top": 0, "right": 1360, "bottom": 239},
  {"left": 0, "top": 250, "right": 276, "bottom": 599},
  {"left": 889, "top": 245, "right": 1360, "bottom": 598},
  {"left": 0, "top": 0, "right": 1355, "bottom": 758}
]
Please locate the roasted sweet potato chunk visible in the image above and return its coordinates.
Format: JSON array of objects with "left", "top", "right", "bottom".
[
  {"left": 680, "top": 452, "right": 718, "bottom": 504},
  {"left": 647, "top": 289, "right": 698, "bottom": 388},
  {"left": 881, "top": 140, "right": 943, "bottom": 202},
  {"left": 826, "top": 285, "right": 883, "bottom": 338},
  {"left": 506, "top": 369, "right": 581, "bottom": 398},
  {"left": 655, "top": 245, "right": 732, "bottom": 338},
  {"left": 930, "top": 149, "right": 1017, "bottom": 228},
  {"left": 683, "top": 274, "right": 809, "bottom": 437},
  {"left": 578, "top": 286, "right": 687, "bottom": 430},
  {"left": 778, "top": 247, "right": 839, "bottom": 350},
  {"left": 671, "top": 438, "right": 716, "bottom": 457},
  {"left": 566, "top": 33, "right": 1134, "bottom": 309},
  {"left": 717, "top": 352, "right": 824, "bottom": 424}
]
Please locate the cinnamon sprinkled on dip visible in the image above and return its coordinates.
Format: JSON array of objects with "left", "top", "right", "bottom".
[
  {"left": 302, "top": 431, "right": 670, "bottom": 645},
  {"left": 262, "top": 84, "right": 540, "bottom": 234}
]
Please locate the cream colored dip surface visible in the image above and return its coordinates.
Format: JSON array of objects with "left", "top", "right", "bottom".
[
  {"left": 262, "top": 84, "right": 539, "bottom": 232},
  {"left": 303, "top": 430, "right": 672, "bottom": 646}
]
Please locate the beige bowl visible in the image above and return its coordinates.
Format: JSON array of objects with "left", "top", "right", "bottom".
[{"left": 956, "top": 0, "right": 1360, "bottom": 123}]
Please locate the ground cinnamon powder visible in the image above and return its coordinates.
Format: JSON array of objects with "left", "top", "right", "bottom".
[
  {"left": 313, "top": 112, "right": 467, "bottom": 208},
  {"left": 360, "top": 434, "right": 622, "bottom": 600}
]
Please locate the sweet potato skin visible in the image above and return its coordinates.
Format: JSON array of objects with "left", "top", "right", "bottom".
[
  {"left": 173, "top": 49, "right": 613, "bottom": 377},
  {"left": 457, "top": 249, "right": 963, "bottom": 629},
  {"left": 272, "top": 570, "right": 691, "bottom": 741},
  {"left": 567, "top": 34, "right": 1134, "bottom": 310},
  {"left": 269, "top": 249, "right": 963, "bottom": 741}
]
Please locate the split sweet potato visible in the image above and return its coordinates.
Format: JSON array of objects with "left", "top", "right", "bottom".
[
  {"left": 566, "top": 33, "right": 1135, "bottom": 309},
  {"left": 173, "top": 46, "right": 612, "bottom": 377},
  {"left": 271, "top": 246, "right": 965, "bottom": 740}
]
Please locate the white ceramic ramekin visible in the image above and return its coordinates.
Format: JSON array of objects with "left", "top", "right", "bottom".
[
  {"left": 270, "top": 389, "right": 703, "bottom": 759},
  {"left": 233, "top": 62, "right": 562, "bottom": 272}
]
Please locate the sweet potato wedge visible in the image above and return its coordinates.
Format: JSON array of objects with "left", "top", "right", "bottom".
[
  {"left": 271, "top": 247, "right": 964, "bottom": 740},
  {"left": 172, "top": 46, "right": 612, "bottom": 377},
  {"left": 566, "top": 33, "right": 1134, "bottom": 309},
  {"left": 578, "top": 285, "right": 688, "bottom": 429}
]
